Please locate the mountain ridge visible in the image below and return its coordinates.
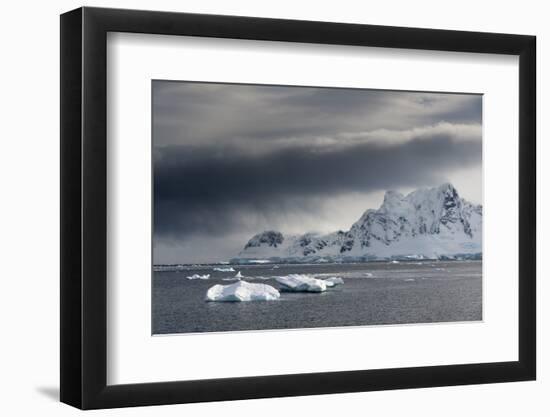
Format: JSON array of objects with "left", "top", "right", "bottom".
[{"left": 233, "top": 183, "right": 482, "bottom": 263}]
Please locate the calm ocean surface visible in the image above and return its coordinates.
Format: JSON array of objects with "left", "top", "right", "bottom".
[{"left": 152, "top": 260, "right": 482, "bottom": 334}]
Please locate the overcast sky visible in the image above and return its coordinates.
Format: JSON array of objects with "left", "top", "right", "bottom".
[{"left": 153, "top": 81, "right": 482, "bottom": 264}]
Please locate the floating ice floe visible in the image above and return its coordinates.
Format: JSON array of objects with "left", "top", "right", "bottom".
[
  {"left": 205, "top": 281, "right": 280, "bottom": 302},
  {"left": 235, "top": 271, "right": 243, "bottom": 279},
  {"left": 324, "top": 277, "right": 344, "bottom": 287},
  {"left": 186, "top": 274, "right": 210, "bottom": 280},
  {"left": 213, "top": 267, "right": 235, "bottom": 272},
  {"left": 276, "top": 274, "right": 327, "bottom": 293},
  {"left": 389, "top": 260, "right": 400, "bottom": 264}
]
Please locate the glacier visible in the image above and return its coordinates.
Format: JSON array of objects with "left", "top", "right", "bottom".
[
  {"left": 205, "top": 281, "right": 280, "bottom": 302},
  {"left": 233, "top": 183, "right": 482, "bottom": 263}
]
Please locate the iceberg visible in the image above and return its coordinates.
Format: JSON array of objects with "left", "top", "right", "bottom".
[
  {"left": 235, "top": 271, "right": 243, "bottom": 279},
  {"left": 275, "top": 274, "right": 327, "bottom": 293},
  {"left": 186, "top": 274, "right": 210, "bottom": 280},
  {"left": 213, "top": 267, "right": 235, "bottom": 272},
  {"left": 205, "top": 281, "right": 280, "bottom": 302},
  {"left": 324, "top": 277, "right": 344, "bottom": 286}
]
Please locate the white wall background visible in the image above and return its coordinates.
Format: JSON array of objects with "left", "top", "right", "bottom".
[{"left": 0, "top": 0, "right": 545, "bottom": 415}]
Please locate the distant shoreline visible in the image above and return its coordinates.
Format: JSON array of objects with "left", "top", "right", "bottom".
[{"left": 153, "top": 256, "right": 482, "bottom": 270}]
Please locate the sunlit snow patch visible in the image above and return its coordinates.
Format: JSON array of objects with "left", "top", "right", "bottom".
[
  {"left": 205, "top": 281, "right": 280, "bottom": 302},
  {"left": 276, "top": 274, "right": 327, "bottom": 293}
]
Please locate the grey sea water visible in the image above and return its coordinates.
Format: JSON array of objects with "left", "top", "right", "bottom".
[{"left": 152, "top": 260, "right": 482, "bottom": 334}]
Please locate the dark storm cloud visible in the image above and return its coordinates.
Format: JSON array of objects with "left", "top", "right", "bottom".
[
  {"left": 154, "top": 133, "right": 481, "bottom": 238},
  {"left": 152, "top": 81, "right": 482, "bottom": 147},
  {"left": 152, "top": 81, "right": 482, "bottom": 262}
]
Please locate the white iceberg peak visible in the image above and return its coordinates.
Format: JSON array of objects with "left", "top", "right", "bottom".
[
  {"left": 205, "top": 281, "right": 280, "bottom": 302},
  {"left": 276, "top": 274, "right": 327, "bottom": 293},
  {"left": 186, "top": 274, "right": 210, "bottom": 280}
]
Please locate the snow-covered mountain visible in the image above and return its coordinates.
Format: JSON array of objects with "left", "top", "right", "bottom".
[{"left": 233, "top": 183, "right": 482, "bottom": 263}]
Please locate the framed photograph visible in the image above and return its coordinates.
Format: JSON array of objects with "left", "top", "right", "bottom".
[{"left": 60, "top": 7, "right": 536, "bottom": 409}]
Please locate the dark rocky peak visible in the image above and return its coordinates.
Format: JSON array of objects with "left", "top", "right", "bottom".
[{"left": 244, "top": 230, "right": 284, "bottom": 249}]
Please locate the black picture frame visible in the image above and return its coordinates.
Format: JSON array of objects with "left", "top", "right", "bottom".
[{"left": 60, "top": 6, "right": 536, "bottom": 410}]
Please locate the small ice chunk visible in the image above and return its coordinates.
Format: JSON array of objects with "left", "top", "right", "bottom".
[
  {"left": 276, "top": 274, "right": 327, "bottom": 293},
  {"left": 213, "top": 267, "right": 235, "bottom": 272},
  {"left": 186, "top": 274, "right": 210, "bottom": 280},
  {"left": 324, "top": 277, "right": 344, "bottom": 286},
  {"left": 235, "top": 271, "right": 243, "bottom": 278},
  {"left": 205, "top": 281, "right": 280, "bottom": 302}
]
